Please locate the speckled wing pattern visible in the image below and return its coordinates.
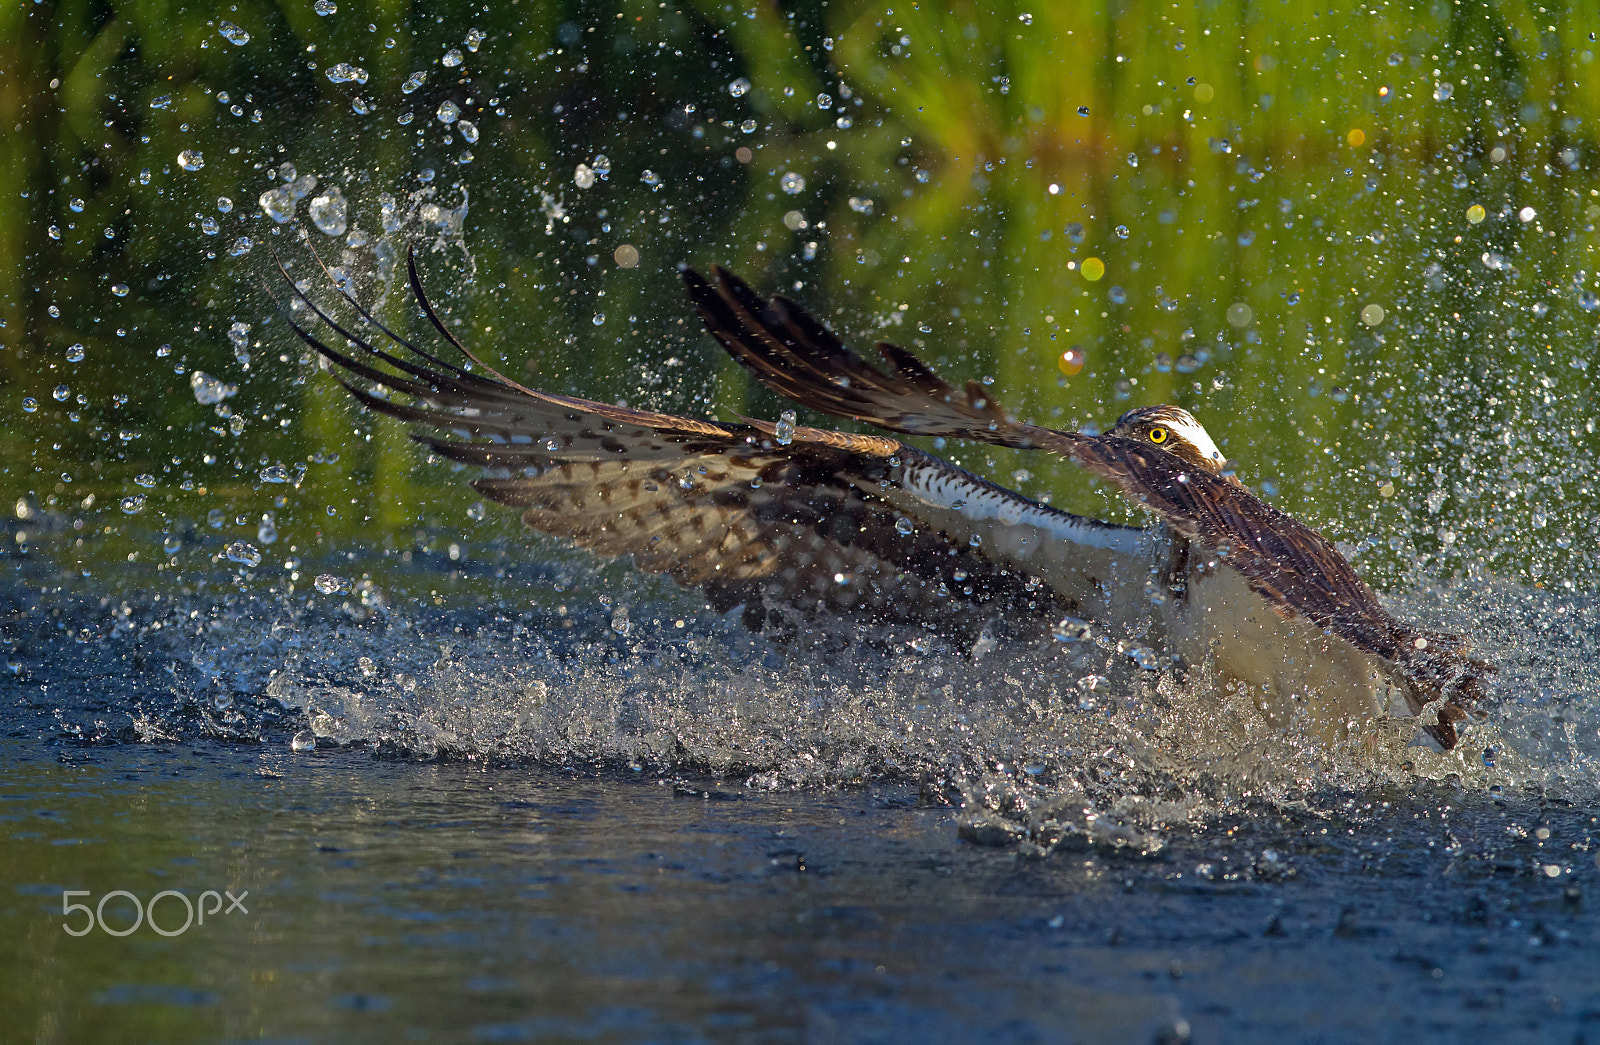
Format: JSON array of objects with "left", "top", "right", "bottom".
[
  {"left": 684, "top": 267, "right": 1489, "bottom": 745},
  {"left": 271, "top": 253, "right": 1125, "bottom": 630}
]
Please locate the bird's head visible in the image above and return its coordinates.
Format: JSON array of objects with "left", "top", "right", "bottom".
[{"left": 1107, "top": 405, "right": 1228, "bottom": 476}]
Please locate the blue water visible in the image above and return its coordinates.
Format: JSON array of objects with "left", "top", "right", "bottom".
[
  {"left": 2, "top": 528, "right": 1599, "bottom": 1041},
  {"left": 5, "top": 737, "right": 1598, "bottom": 1043}
]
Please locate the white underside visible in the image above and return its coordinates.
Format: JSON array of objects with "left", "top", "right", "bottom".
[
  {"left": 1169, "top": 559, "right": 1396, "bottom": 745},
  {"left": 890, "top": 459, "right": 1402, "bottom": 743}
]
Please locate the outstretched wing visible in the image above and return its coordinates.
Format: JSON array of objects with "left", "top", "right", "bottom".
[
  {"left": 270, "top": 252, "right": 1156, "bottom": 632},
  {"left": 681, "top": 266, "right": 1489, "bottom": 744},
  {"left": 684, "top": 266, "right": 1038, "bottom": 446}
]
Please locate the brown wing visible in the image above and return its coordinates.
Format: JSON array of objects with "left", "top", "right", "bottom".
[
  {"left": 679, "top": 267, "right": 1489, "bottom": 746},
  {"left": 684, "top": 266, "right": 1036, "bottom": 445},
  {"left": 268, "top": 252, "right": 1121, "bottom": 631}
]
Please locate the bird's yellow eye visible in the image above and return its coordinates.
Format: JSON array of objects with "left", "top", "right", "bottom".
[{"left": 1148, "top": 427, "right": 1168, "bottom": 444}]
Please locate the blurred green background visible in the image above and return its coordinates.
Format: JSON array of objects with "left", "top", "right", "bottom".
[{"left": 3, "top": 0, "right": 1598, "bottom": 593}]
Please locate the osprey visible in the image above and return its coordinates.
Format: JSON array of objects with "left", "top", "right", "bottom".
[{"left": 277, "top": 253, "right": 1488, "bottom": 750}]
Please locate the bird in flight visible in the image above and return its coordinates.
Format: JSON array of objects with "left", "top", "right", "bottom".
[{"left": 275, "top": 252, "right": 1488, "bottom": 750}]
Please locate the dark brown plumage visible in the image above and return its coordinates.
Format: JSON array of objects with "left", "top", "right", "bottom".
[
  {"left": 684, "top": 266, "right": 1490, "bottom": 747},
  {"left": 269, "top": 252, "right": 1128, "bottom": 635},
  {"left": 275, "top": 252, "right": 1488, "bottom": 749}
]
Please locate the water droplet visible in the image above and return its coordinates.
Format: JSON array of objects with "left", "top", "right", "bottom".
[
  {"left": 402, "top": 70, "right": 427, "bottom": 94},
  {"left": 1226, "top": 301, "right": 1254, "bottom": 327},
  {"left": 1125, "top": 645, "right": 1159, "bottom": 670},
  {"left": 177, "top": 150, "right": 204, "bottom": 171},
  {"left": 47, "top": 225, "right": 60, "bottom": 240},
  {"left": 52, "top": 385, "right": 70, "bottom": 402},
  {"left": 200, "top": 216, "right": 220, "bottom": 235},
  {"left": 189, "top": 371, "right": 234, "bottom": 405},
  {"left": 1058, "top": 347, "right": 1086, "bottom": 376},
  {"left": 574, "top": 163, "right": 596, "bottom": 189},
  {"left": 150, "top": 95, "right": 171, "bottom": 110},
  {"left": 641, "top": 169, "right": 661, "bottom": 189},
  {"left": 259, "top": 464, "right": 289, "bottom": 484},
  {"left": 134, "top": 473, "right": 156, "bottom": 488},
  {"left": 441, "top": 48, "right": 464, "bottom": 68},
  {"left": 1052, "top": 616, "right": 1091, "bottom": 643},
  {"left": 1077, "top": 105, "right": 1090, "bottom": 116},
  {"left": 257, "top": 516, "right": 278, "bottom": 544},
  {"left": 64, "top": 344, "right": 84, "bottom": 363},
  {"left": 1114, "top": 224, "right": 1130, "bottom": 239},
  {"left": 728, "top": 77, "right": 751, "bottom": 97},
  {"left": 1360, "top": 303, "right": 1386, "bottom": 326},
  {"left": 291, "top": 730, "right": 316, "bottom": 752},
  {"left": 120, "top": 495, "right": 146, "bottom": 515},
  {"left": 21, "top": 398, "right": 36, "bottom": 413},
  {"left": 465, "top": 28, "right": 485, "bottom": 51},
  {"left": 309, "top": 186, "right": 348, "bottom": 236},
  {"left": 314, "top": 574, "right": 342, "bottom": 594},
  {"left": 466, "top": 501, "right": 487, "bottom": 521},
  {"left": 1108, "top": 285, "right": 1127, "bottom": 304},
  {"left": 774, "top": 409, "right": 796, "bottom": 445},
  {"left": 68, "top": 198, "right": 85, "bottom": 213},
  {"left": 163, "top": 535, "right": 182, "bottom": 555},
  {"left": 780, "top": 172, "right": 806, "bottom": 195},
  {"left": 351, "top": 97, "right": 373, "bottom": 115},
  {"left": 742, "top": 118, "right": 759, "bottom": 133},
  {"left": 1579, "top": 289, "right": 1600, "bottom": 312},
  {"left": 613, "top": 244, "right": 640, "bottom": 268},
  {"left": 314, "top": 0, "right": 336, "bottom": 14},
  {"left": 325, "top": 63, "right": 368, "bottom": 85},
  {"left": 610, "top": 609, "right": 631, "bottom": 636},
  {"left": 457, "top": 120, "right": 478, "bottom": 144},
  {"left": 895, "top": 517, "right": 914, "bottom": 535},
  {"left": 1018, "top": 12, "right": 1033, "bottom": 24},
  {"left": 259, "top": 187, "right": 295, "bottom": 223},
  {"left": 1433, "top": 82, "right": 1453, "bottom": 102},
  {"left": 218, "top": 20, "right": 250, "bottom": 45},
  {"left": 1080, "top": 257, "right": 1105, "bottom": 281},
  {"left": 229, "top": 236, "right": 252, "bottom": 256},
  {"left": 848, "top": 196, "right": 873, "bottom": 214},
  {"left": 225, "top": 541, "right": 263, "bottom": 567},
  {"left": 436, "top": 99, "right": 460, "bottom": 124},
  {"left": 592, "top": 313, "right": 605, "bottom": 326}
]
